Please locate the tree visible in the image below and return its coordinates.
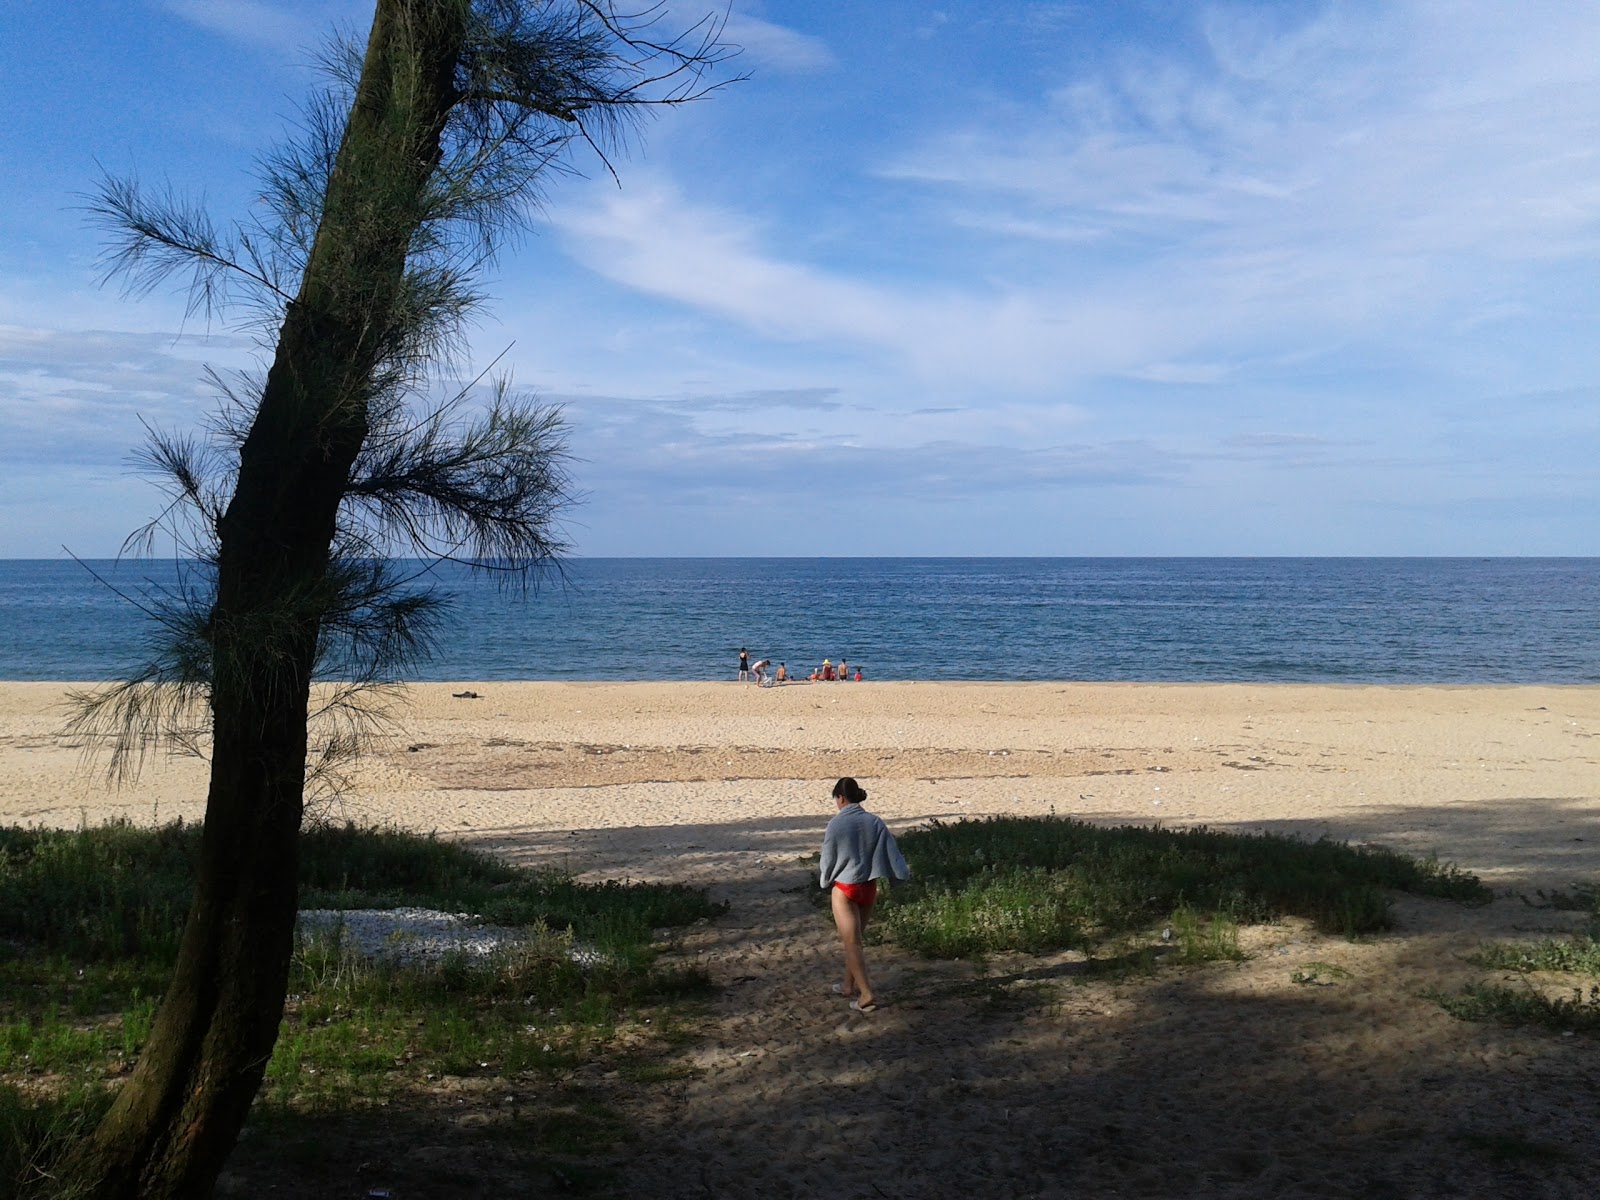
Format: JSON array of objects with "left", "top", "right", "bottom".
[{"left": 58, "top": 3, "right": 733, "bottom": 1195}]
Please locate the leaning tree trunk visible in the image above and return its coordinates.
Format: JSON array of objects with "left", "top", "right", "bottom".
[{"left": 60, "top": 4, "right": 467, "bottom": 1195}]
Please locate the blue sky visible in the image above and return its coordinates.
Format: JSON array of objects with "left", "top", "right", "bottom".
[{"left": 3, "top": 0, "right": 1598, "bottom": 557}]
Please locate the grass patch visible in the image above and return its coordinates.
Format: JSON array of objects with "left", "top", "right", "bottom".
[
  {"left": 1167, "top": 904, "right": 1246, "bottom": 964},
  {"left": 1291, "top": 962, "right": 1353, "bottom": 987},
  {"left": 0, "top": 821, "right": 199, "bottom": 963},
  {"left": 0, "top": 820, "right": 722, "bottom": 1193},
  {"left": 1444, "top": 928, "right": 1600, "bottom": 1034},
  {"left": 615, "top": 1058, "right": 701, "bottom": 1084},
  {"left": 0, "top": 1084, "right": 113, "bottom": 1200},
  {"left": 1469, "top": 935, "right": 1600, "bottom": 976},
  {"left": 872, "top": 815, "right": 1488, "bottom": 958},
  {"left": 1434, "top": 981, "right": 1600, "bottom": 1035}
]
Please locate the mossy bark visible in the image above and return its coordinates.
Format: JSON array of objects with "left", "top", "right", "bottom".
[{"left": 59, "top": 4, "right": 467, "bottom": 1195}]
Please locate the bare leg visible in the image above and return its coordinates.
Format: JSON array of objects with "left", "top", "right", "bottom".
[{"left": 831, "top": 887, "right": 875, "bottom": 1007}]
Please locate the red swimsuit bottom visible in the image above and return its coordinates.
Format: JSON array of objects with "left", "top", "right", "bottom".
[{"left": 833, "top": 880, "right": 878, "bottom": 907}]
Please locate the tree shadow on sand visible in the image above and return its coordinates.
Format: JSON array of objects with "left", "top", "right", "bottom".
[
  {"left": 550, "top": 797, "right": 1600, "bottom": 1198},
  {"left": 221, "top": 795, "right": 1600, "bottom": 1198},
  {"left": 1231, "top": 794, "right": 1600, "bottom": 896}
]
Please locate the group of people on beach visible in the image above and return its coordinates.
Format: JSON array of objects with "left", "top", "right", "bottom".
[
  {"left": 809, "top": 657, "right": 862, "bottom": 682},
  {"left": 737, "top": 647, "right": 863, "bottom": 685}
]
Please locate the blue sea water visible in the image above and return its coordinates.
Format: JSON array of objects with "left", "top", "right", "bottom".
[{"left": 0, "top": 557, "right": 1596, "bottom": 684}]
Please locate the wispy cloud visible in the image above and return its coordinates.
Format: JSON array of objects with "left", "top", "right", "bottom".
[
  {"left": 672, "top": 387, "right": 842, "bottom": 413},
  {"left": 885, "top": 0, "right": 1600, "bottom": 334},
  {"left": 722, "top": 12, "right": 835, "bottom": 73},
  {"left": 549, "top": 3, "right": 1600, "bottom": 406},
  {"left": 550, "top": 387, "right": 1149, "bottom": 506},
  {"left": 155, "top": 0, "right": 328, "bottom": 52},
  {"left": 548, "top": 178, "right": 1185, "bottom": 388},
  {"left": 155, "top": 0, "right": 368, "bottom": 56},
  {"left": 0, "top": 325, "right": 249, "bottom": 466},
  {"left": 6, "top": 0, "right": 1598, "bottom": 556}
]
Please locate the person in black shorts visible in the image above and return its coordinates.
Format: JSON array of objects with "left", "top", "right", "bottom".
[{"left": 738, "top": 647, "right": 750, "bottom": 682}]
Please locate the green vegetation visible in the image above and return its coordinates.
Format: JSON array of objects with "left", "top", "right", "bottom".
[
  {"left": 0, "top": 821, "right": 721, "bottom": 1195},
  {"left": 1438, "top": 910, "right": 1600, "bottom": 1034},
  {"left": 1167, "top": 903, "right": 1247, "bottom": 964},
  {"left": 1434, "top": 981, "right": 1600, "bottom": 1036},
  {"left": 1469, "top": 935, "right": 1600, "bottom": 976},
  {"left": 1291, "top": 962, "right": 1354, "bottom": 987},
  {"left": 872, "top": 815, "right": 1489, "bottom": 959}
]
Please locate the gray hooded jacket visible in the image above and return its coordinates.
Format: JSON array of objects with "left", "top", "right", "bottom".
[{"left": 820, "top": 802, "right": 910, "bottom": 889}]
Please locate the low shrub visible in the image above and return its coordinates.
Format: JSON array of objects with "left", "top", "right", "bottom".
[
  {"left": 873, "top": 815, "right": 1489, "bottom": 958},
  {"left": 0, "top": 820, "right": 722, "bottom": 1193}
]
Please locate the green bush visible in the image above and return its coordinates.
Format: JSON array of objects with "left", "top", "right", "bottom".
[
  {"left": 0, "top": 821, "right": 198, "bottom": 962},
  {"left": 1435, "top": 981, "right": 1600, "bottom": 1035},
  {"left": 0, "top": 1084, "right": 113, "bottom": 1200},
  {"left": 1470, "top": 936, "right": 1600, "bottom": 976},
  {"left": 874, "top": 816, "right": 1489, "bottom": 958},
  {"left": 0, "top": 820, "right": 723, "bottom": 968},
  {"left": 0, "top": 819, "right": 722, "bottom": 1190}
]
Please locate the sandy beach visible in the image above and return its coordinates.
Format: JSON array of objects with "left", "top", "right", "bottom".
[{"left": 6, "top": 679, "right": 1600, "bottom": 1195}]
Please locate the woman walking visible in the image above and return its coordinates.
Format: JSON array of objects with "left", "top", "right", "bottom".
[{"left": 819, "top": 777, "right": 909, "bottom": 1012}]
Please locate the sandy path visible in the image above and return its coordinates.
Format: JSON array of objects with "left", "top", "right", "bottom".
[
  {"left": 5, "top": 681, "right": 1600, "bottom": 1196},
  {"left": 602, "top": 876, "right": 1600, "bottom": 1199}
]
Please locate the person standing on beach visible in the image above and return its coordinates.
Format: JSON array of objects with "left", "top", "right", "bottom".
[
  {"left": 738, "top": 647, "right": 749, "bottom": 682},
  {"left": 820, "top": 777, "right": 909, "bottom": 1012}
]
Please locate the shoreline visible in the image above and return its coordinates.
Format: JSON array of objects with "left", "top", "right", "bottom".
[{"left": 3, "top": 681, "right": 1600, "bottom": 691}]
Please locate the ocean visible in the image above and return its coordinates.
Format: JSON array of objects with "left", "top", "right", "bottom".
[{"left": 1, "top": 557, "right": 1596, "bottom": 684}]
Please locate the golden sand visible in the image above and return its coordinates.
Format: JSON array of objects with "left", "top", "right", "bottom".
[{"left": 5, "top": 680, "right": 1599, "bottom": 1194}]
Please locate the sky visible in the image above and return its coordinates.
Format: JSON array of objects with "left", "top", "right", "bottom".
[{"left": 2, "top": 0, "right": 1599, "bottom": 558}]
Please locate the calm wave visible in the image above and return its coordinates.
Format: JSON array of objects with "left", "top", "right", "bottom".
[{"left": 1, "top": 558, "right": 1596, "bottom": 683}]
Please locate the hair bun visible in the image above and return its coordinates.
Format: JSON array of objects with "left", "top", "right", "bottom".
[{"left": 833, "top": 776, "right": 867, "bottom": 804}]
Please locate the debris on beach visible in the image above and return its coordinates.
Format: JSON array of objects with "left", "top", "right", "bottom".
[{"left": 296, "top": 908, "right": 602, "bottom": 966}]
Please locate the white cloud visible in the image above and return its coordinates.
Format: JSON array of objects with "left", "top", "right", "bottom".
[
  {"left": 881, "top": 0, "right": 1600, "bottom": 359},
  {"left": 156, "top": 0, "right": 321, "bottom": 52},
  {"left": 554, "top": 387, "right": 1163, "bottom": 507},
  {"left": 0, "top": 325, "right": 251, "bottom": 466},
  {"left": 548, "top": 177, "right": 1193, "bottom": 389},
  {"left": 543, "top": 3, "right": 1600, "bottom": 409},
  {"left": 1125, "top": 361, "right": 1230, "bottom": 386},
  {"left": 722, "top": 12, "right": 835, "bottom": 73}
]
